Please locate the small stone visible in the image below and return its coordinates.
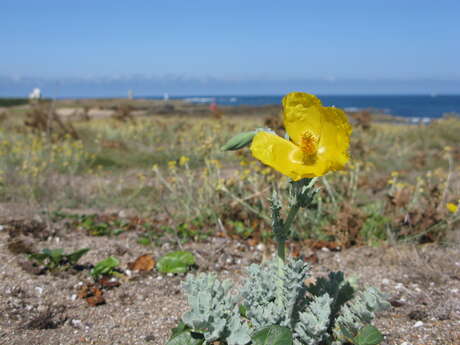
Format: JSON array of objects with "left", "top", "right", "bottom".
[
  {"left": 382, "top": 278, "right": 390, "bottom": 285},
  {"left": 145, "top": 334, "right": 155, "bottom": 342},
  {"left": 395, "top": 283, "right": 404, "bottom": 290},
  {"left": 34, "top": 287, "right": 44, "bottom": 295},
  {"left": 71, "top": 319, "right": 83, "bottom": 328},
  {"left": 408, "top": 309, "right": 427, "bottom": 320},
  {"left": 256, "top": 243, "right": 265, "bottom": 251},
  {"left": 413, "top": 321, "right": 424, "bottom": 328}
]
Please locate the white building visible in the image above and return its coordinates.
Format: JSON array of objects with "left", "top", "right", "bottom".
[{"left": 29, "top": 88, "right": 41, "bottom": 100}]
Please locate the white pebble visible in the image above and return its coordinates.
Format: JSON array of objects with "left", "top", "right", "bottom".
[
  {"left": 35, "top": 286, "right": 43, "bottom": 295},
  {"left": 256, "top": 243, "right": 265, "bottom": 251},
  {"left": 382, "top": 278, "right": 390, "bottom": 285},
  {"left": 395, "top": 283, "right": 404, "bottom": 290},
  {"left": 413, "top": 321, "right": 424, "bottom": 328},
  {"left": 71, "top": 319, "right": 83, "bottom": 328}
]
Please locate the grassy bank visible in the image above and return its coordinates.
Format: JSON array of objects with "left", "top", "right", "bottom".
[{"left": 0, "top": 100, "right": 459, "bottom": 247}]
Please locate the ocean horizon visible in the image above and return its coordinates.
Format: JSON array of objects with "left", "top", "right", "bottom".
[{"left": 139, "top": 94, "right": 460, "bottom": 119}]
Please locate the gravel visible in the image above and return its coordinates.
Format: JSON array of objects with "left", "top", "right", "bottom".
[{"left": 0, "top": 215, "right": 459, "bottom": 345}]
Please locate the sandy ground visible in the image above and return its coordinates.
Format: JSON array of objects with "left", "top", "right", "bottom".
[{"left": 0, "top": 210, "right": 459, "bottom": 345}]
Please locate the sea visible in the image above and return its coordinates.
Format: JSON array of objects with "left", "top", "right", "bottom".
[{"left": 150, "top": 95, "right": 460, "bottom": 120}]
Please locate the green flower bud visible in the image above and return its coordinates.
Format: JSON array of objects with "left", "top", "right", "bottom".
[{"left": 221, "top": 131, "right": 256, "bottom": 151}]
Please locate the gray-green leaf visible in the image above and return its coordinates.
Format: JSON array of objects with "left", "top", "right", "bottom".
[
  {"left": 251, "top": 325, "right": 293, "bottom": 345},
  {"left": 221, "top": 131, "right": 256, "bottom": 151},
  {"left": 166, "top": 330, "right": 204, "bottom": 345},
  {"left": 157, "top": 251, "right": 196, "bottom": 273},
  {"left": 353, "top": 325, "right": 384, "bottom": 345}
]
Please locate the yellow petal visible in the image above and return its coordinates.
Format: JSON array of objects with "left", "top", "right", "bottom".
[
  {"left": 316, "top": 106, "right": 352, "bottom": 170},
  {"left": 250, "top": 131, "right": 329, "bottom": 180},
  {"left": 283, "top": 92, "right": 323, "bottom": 145},
  {"left": 282, "top": 92, "right": 352, "bottom": 171}
]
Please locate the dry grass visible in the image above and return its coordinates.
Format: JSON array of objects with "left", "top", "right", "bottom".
[{"left": 0, "top": 100, "right": 459, "bottom": 246}]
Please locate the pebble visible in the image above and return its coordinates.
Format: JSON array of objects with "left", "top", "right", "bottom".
[
  {"left": 382, "top": 278, "right": 390, "bottom": 285},
  {"left": 34, "top": 286, "right": 44, "bottom": 295},
  {"left": 400, "top": 342, "right": 411, "bottom": 345},
  {"left": 71, "top": 319, "right": 83, "bottom": 328},
  {"left": 413, "top": 321, "right": 424, "bottom": 328},
  {"left": 256, "top": 243, "right": 265, "bottom": 251},
  {"left": 395, "top": 283, "right": 405, "bottom": 290}
]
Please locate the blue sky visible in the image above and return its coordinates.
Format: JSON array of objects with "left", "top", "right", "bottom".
[{"left": 1, "top": 0, "right": 459, "bottom": 96}]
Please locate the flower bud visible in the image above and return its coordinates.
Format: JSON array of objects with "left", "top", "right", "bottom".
[{"left": 221, "top": 131, "right": 256, "bottom": 151}]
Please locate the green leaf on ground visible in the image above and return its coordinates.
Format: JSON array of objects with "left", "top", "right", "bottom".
[
  {"left": 91, "top": 256, "right": 120, "bottom": 279},
  {"left": 156, "top": 251, "right": 196, "bottom": 273},
  {"left": 67, "top": 248, "right": 90, "bottom": 265}
]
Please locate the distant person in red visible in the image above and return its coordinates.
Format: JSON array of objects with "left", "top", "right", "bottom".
[
  {"left": 209, "top": 99, "right": 218, "bottom": 113},
  {"left": 209, "top": 99, "right": 222, "bottom": 118}
]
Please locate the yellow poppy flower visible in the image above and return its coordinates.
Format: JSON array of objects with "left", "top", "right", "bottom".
[
  {"left": 446, "top": 202, "right": 458, "bottom": 213},
  {"left": 250, "top": 92, "right": 352, "bottom": 181}
]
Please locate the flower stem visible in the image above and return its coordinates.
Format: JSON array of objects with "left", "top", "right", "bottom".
[
  {"left": 284, "top": 203, "right": 301, "bottom": 236},
  {"left": 277, "top": 203, "right": 301, "bottom": 261},
  {"left": 277, "top": 239, "right": 286, "bottom": 261}
]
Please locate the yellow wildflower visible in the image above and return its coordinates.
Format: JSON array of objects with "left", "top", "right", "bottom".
[
  {"left": 168, "top": 160, "right": 177, "bottom": 170},
  {"left": 250, "top": 92, "right": 352, "bottom": 181},
  {"left": 179, "top": 155, "right": 190, "bottom": 166},
  {"left": 446, "top": 203, "right": 458, "bottom": 213}
]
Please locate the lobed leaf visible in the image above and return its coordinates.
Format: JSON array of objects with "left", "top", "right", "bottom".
[{"left": 251, "top": 325, "right": 293, "bottom": 345}]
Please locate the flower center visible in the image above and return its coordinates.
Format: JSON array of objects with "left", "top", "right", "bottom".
[{"left": 300, "top": 130, "right": 319, "bottom": 163}]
